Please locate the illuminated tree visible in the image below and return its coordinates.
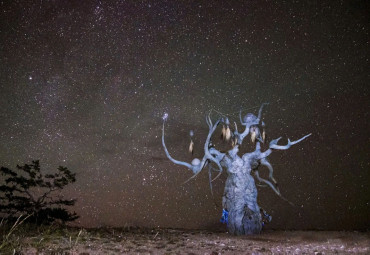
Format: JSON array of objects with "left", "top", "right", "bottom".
[{"left": 162, "top": 104, "right": 310, "bottom": 235}]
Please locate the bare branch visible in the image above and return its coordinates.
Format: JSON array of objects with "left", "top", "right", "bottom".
[
  {"left": 161, "top": 113, "right": 225, "bottom": 180},
  {"left": 254, "top": 170, "right": 294, "bottom": 206},
  {"left": 161, "top": 122, "right": 194, "bottom": 171},
  {"left": 234, "top": 103, "right": 268, "bottom": 145},
  {"left": 269, "top": 133, "right": 312, "bottom": 150},
  {"left": 260, "top": 158, "right": 277, "bottom": 184}
]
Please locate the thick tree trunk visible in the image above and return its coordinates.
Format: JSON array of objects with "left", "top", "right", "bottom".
[
  {"left": 222, "top": 156, "right": 262, "bottom": 235},
  {"left": 227, "top": 205, "right": 262, "bottom": 235}
]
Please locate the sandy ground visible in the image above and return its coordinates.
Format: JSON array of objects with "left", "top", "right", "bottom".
[{"left": 14, "top": 228, "right": 369, "bottom": 254}]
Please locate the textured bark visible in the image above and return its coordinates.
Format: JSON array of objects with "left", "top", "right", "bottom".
[{"left": 221, "top": 148, "right": 262, "bottom": 235}]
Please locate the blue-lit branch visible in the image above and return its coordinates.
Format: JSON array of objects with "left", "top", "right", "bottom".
[{"left": 162, "top": 113, "right": 224, "bottom": 179}]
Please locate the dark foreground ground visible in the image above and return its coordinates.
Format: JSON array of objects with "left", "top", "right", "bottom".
[{"left": 1, "top": 225, "right": 369, "bottom": 254}]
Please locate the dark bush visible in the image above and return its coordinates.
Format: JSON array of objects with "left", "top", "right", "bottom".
[{"left": 0, "top": 160, "right": 78, "bottom": 224}]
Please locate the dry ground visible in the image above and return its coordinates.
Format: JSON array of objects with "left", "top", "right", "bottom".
[{"left": 1, "top": 226, "right": 369, "bottom": 254}]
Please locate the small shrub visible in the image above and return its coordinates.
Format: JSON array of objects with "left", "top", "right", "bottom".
[{"left": 0, "top": 160, "right": 78, "bottom": 224}]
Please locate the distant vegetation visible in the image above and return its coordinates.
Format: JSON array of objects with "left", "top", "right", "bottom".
[{"left": 0, "top": 160, "right": 78, "bottom": 225}]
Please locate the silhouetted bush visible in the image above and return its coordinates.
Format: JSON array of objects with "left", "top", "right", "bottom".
[{"left": 0, "top": 160, "right": 78, "bottom": 224}]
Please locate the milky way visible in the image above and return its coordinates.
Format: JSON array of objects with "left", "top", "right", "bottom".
[{"left": 0, "top": 1, "right": 368, "bottom": 230}]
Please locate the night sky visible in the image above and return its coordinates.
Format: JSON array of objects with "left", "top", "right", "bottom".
[{"left": 0, "top": 1, "right": 368, "bottom": 231}]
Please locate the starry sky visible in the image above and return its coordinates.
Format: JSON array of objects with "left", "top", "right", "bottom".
[{"left": 0, "top": 0, "right": 368, "bottom": 231}]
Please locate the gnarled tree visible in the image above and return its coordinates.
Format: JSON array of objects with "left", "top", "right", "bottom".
[{"left": 162, "top": 104, "right": 311, "bottom": 235}]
